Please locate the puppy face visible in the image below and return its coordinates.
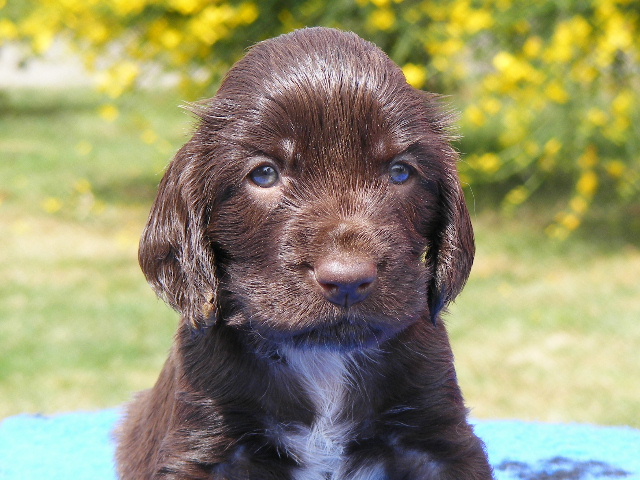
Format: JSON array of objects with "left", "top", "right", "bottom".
[{"left": 139, "top": 28, "right": 474, "bottom": 350}]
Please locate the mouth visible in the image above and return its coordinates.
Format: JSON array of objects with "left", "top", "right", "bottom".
[{"left": 284, "top": 319, "right": 395, "bottom": 351}]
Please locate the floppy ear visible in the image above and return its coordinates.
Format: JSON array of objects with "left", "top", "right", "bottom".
[
  {"left": 427, "top": 165, "right": 475, "bottom": 325},
  {"left": 138, "top": 143, "right": 218, "bottom": 331}
]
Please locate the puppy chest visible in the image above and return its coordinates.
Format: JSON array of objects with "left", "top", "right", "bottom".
[
  {"left": 282, "top": 413, "right": 349, "bottom": 480},
  {"left": 278, "top": 350, "right": 358, "bottom": 480},
  {"left": 279, "top": 400, "right": 386, "bottom": 480}
]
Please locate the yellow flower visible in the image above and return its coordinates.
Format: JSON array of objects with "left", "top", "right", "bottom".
[
  {"left": 169, "top": 0, "right": 206, "bottom": 15},
  {"left": 577, "top": 171, "right": 599, "bottom": 197},
  {"left": 612, "top": 91, "right": 633, "bottom": 116},
  {"left": 493, "top": 51, "right": 543, "bottom": 87},
  {"left": 603, "top": 13, "right": 633, "bottom": 50},
  {"left": 99, "top": 104, "right": 120, "bottom": 122},
  {"left": 505, "top": 186, "right": 529, "bottom": 206},
  {"left": 42, "top": 197, "right": 63, "bottom": 214},
  {"left": 83, "top": 20, "right": 110, "bottom": 45},
  {"left": 74, "top": 178, "right": 93, "bottom": 194},
  {"left": 190, "top": 4, "right": 234, "bottom": 44},
  {"left": 369, "top": 8, "right": 396, "bottom": 31},
  {"left": 546, "top": 81, "right": 569, "bottom": 104},
  {"left": 141, "top": 128, "right": 158, "bottom": 144},
  {"left": 32, "top": 31, "right": 55, "bottom": 54},
  {"left": 463, "top": 8, "right": 493, "bottom": 34},
  {"left": 571, "top": 62, "right": 599, "bottom": 84},
  {"left": 604, "top": 118, "right": 630, "bottom": 144},
  {"left": 578, "top": 145, "right": 598, "bottom": 169},
  {"left": 493, "top": 51, "right": 515, "bottom": 72},
  {"left": 402, "top": 63, "right": 427, "bottom": 89},
  {"left": 160, "top": 29, "right": 182, "bottom": 49},
  {"left": 0, "top": 19, "right": 19, "bottom": 41},
  {"left": 569, "top": 15, "right": 592, "bottom": 44},
  {"left": 435, "top": 38, "right": 464, "bottom": 57},
  {"left": 544, "top": 138, "right": 562, "bottom": 156},
  {"left": 478, "top": 153, "right": 501, "bottom": 173},
  {"left": 523, "top": 36, "right": 542, "bottom": 58},
  {"left": 482, "top": 75, "right": 501, "bottom": 92},
  {"left": 547, "top": 20, "right": 576, "bottom": 63},
  {"left": 586, "top": 108, "right": 608, "bottom": 126},
  {"left": 481, "top": 97, "right": 502, "bottom": 115},
  {"left": 465, "top": 105, "right": 486, "bottom": 126},
  {"left": 451, "top": 2, "right": 493, "bottom": 34},
  {"left": 111, "top": 0, "right": 146, "bottom": 16},
  {"left": 237, "top": 3, "right": 259, "bottom": 24},
  {"left": 570, "top": 196, "right": 589, "bottom": 214},
  {"left": 605, "top": 160, "right": 626, "bottom": 178},
  {"left": 432, "top": 55, "right": 450, "bottom": 73},
  {"left": 98, "top": 62, "right": 140, "bottom": 98},
  {"left": 560, "top": 213, "right": 581, "bottom": 231}
]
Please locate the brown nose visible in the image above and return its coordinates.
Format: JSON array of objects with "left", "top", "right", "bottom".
[{"left": 314, "top": 257, "right": 377, "bottom": 307}]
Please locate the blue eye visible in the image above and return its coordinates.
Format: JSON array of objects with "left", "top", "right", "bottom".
[
  {"left": 249, "top": 165, "right": 279, "bottom": 188},
  {"left": 389, "top": 162, "right": 412, "bottom": 184}
]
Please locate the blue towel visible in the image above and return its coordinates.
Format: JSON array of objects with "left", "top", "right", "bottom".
[{"left": 1, "top": 409, "right": 639, "bottom": 479}]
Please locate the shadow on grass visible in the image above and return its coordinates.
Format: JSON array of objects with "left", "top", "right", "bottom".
[
  {"left": 92, "top": 173, "right": 163, "bottom": 207},
  {"left": 0, "top": 89, "right": 102, "bottom": 117},
  {"left": 577, "top": 204, "right": 640, "bottom": 248}
]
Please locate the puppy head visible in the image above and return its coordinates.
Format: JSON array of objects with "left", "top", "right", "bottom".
[{"left": 139, "top": 27, "right": 474, "bottom": 348}]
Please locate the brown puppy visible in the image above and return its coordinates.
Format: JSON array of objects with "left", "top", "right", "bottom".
[{"left": 116, "top": 27, "right": 493, "bottom": 480}]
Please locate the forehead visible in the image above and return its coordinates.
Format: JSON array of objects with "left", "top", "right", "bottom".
[
  {"left": 254, "top": 83, "right": 402, "bottom": 164},
  {"left": 216, "top": 31, "right": 429, "bottom": 167}
]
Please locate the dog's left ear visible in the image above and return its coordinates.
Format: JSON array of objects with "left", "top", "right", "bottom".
[
  {"left": 427, "top": 162, "right": 475, "bottom": 325},
  {"left": 138, "top": 141, "right": 219, "bottom": 331}
]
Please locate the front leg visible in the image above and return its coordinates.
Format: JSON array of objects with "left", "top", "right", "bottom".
[
  {"left": 386, "top": 447, "right": 442, "bottom": 479},
  {"left": 367, "top": 323, "right": 494, "bottom": 479},
  {"left": 152, "top": 434, "right": 297, "bottom": 480},
  {"left": 386, "top": 436, "right": 494, "bottom": 480},
  {"left": 344, "top": 429, "right": 493, "bottom": 480}
]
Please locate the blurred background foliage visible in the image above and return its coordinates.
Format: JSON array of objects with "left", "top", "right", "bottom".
[{"left": 2, "top": 0, "right": 639, "bottom": 238}]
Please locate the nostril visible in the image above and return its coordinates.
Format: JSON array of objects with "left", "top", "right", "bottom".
[
  {"left": 314, "top": 257, "right": 377, "bottom": 307},
  {"left": 320, "top": 282, "right": 340, "bottom": 296}
]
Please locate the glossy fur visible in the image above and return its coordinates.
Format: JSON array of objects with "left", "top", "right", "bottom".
[{"left": 116, "top": 27, "right": 493, "bottom": 479}]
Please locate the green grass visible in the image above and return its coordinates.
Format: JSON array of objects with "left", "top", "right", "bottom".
[
  {"left": 449, "top": 211, "right": 640, "bottom": 427},
  {"left": 1, "top": 88, "right": 639, "bottom": 427}
]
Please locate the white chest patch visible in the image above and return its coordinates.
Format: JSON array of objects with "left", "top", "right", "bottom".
[{"left": 280, "top": 349, "right": 354, "bottom": 480}]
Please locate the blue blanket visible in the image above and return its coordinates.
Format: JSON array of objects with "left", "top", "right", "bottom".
[{"left": 1, "top": 409, "right": 639, "bottom": 479}]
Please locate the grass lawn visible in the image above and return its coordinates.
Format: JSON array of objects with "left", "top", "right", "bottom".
[{"left": 1, "top": 88, "right": 639, "bottom": 427}]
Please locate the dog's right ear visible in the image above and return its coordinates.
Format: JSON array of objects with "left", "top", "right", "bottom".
[
  {"left": 138, "top": 143, "right": 218, "bottom": 331},
  {"left": 426, "top": 174, "right": 475, "bottom": 325},
  {"left": 417, "top": 94, "right": 475, "bottom": 326}
]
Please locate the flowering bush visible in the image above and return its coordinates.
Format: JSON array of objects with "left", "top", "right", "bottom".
[{"left": 2, "top": 0, "right": 638, "bottom": 236}]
